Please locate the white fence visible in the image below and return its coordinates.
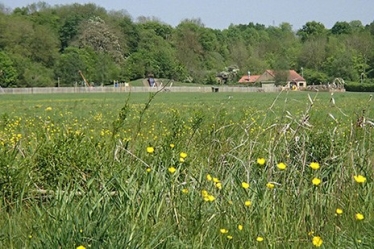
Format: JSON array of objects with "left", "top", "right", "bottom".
[{"left": 0, "top": 86, "right": 281, "bottom": 94}]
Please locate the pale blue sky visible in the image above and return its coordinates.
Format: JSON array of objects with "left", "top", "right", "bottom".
[{"left": 2, "top": 0, "right": 374, "bottom": 30}]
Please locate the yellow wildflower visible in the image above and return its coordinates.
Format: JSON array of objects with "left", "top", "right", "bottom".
[
  {"left": 355, "top": 213, "right": 364, "bottom": 220},
  {"left": 245, "top": 200, "right": 252, "bottom": 207},
  {"left": 76, "top": 246, "right": 86, "bottom": 249},
  {"left": 238, "top": 224, "right": 243, "bottom": 231},
  {"left": 336, "top": 208, "right": 343, "bottom": 215},
  {"left": 310, "top": 162, "right": 320, "bottom": 170},
  {"left": 266, "top": 182, "right": 275, "bottom": 189},
  {"left": 312, "top": 236, "right": 323, "bottom": 247},
  {"left": 256, "top": 236, "right": 264, "bottom": 242},
  {"left": 182, "top": 188, "right": 189, "bottom": 194},
  {"left": 168, "top": 167, "right": 176, "bottom": 174},
  {"left": 207, "top": 195, "right": 215, "bottom": 202},
  {"left": 220, "top": 228, "right": 228, "bottom": 234},
  {"left": 45, "top": 107, "right": 52, "bottom": 111},
  {"left": 213, "top": 177, "right": 220, "bottom": 183},
  {"left": 180, "top": 152, "right": 187, "bottom": 158},
  {"left": 170, "top": 143, "right": 175, "bottom": 148},
  {"left": 227, "top": 235, "right": 233, "bottom": 239},
  {"left": 146, "top": 167, "right": 151, "bottom": 173},
  {"left": 312, "top": 177, "right": 321, "bottom": 186},
  {"left": 257, "top": 158, "right": 266, "bottom": 165},
  {"left": 179, "top": 157, "right": 185, "bottom": 163},
  {"left": 241, "top": 182, "right": 250, "bottom": 189},
  {"left": 277, "top": 162, "right": 287, "bottom": 170},
  {"left": 146, "top": 146, "right": 154, "bottom": 153},
  {"left": 215, "top": 182, "right": 222, "bottom": 190},
  {"left": 201, "top": 190, "right": 208, "bottom": 197},
  {"left": 354, "top": 175, "right": 366, "bottom": 183},
  {"left": 206, "top": 174, "right": 212, "bottom": 181}
]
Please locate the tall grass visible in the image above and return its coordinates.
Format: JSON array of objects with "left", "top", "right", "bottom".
[{"left": 0, "top": 91, "right": 373, "bottom": 248}]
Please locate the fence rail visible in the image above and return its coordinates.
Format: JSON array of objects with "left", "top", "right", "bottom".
[{"left": 0, "top": 86, "right": 281, "bottom": 94}]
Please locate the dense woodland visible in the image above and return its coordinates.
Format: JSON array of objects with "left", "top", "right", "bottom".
[{"left": 1, "top": 2, "right": 374, "bottom": 87}]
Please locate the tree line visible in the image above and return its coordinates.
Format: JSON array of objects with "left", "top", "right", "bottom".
[{"left": 1, "top": 2, "right": 374, "bottom": 87}]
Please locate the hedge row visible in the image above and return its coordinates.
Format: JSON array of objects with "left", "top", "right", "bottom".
[{"left": 345, "top": 82, "right": 374, "bottom": 92}]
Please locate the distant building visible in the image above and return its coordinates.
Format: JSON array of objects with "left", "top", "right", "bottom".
[{"left": 239, "top": 70, "right": 306, "bottom": 88}]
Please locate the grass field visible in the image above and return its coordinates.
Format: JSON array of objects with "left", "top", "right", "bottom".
[{"left": 0, "top": 91, "right": 373, "bottom": 248}]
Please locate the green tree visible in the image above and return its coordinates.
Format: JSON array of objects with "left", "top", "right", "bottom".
[
  {"left": 117, "top": 15, "right": 139, "bottom": 54},
  {"left": 54, "top": 46, "right": 97, "bottom": 86},
  {"left": 0, "top": 51, "right": 18, "bottom": 87},
  {"left": 331, "top": 21, "right": 352, "bottom": 35},
  {"left": 297, "top": 21, "right": 326, "bottom": 42},
  {"left": 298, "top": 37, "right": 327, "bottom": 70},
  {"left": 73, "top": 16, "right": 124, "bottom": 63}
]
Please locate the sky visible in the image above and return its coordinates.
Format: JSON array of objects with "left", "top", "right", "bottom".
[{"left": 2, "top": 0, "right": 374, "bottom": 30}]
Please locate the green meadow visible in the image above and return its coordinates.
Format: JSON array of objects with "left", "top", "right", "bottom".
[{"left": 0, "top": 91, "right": 373, "bottom": 248}]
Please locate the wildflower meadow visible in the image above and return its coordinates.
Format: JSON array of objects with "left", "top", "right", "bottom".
[{"left": 0, "top": 91, "right": 373, "bottom": 248}]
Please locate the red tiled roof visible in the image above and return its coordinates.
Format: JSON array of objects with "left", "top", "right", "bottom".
[
  {"left": 238, "top": 75, "right": 260, "bottom": 83},
  {"left": 288, "top": 70, "right": 305, "bottom": 81},
  {"left": 239, "top": 70, "right": 305, "bottom": 83}
]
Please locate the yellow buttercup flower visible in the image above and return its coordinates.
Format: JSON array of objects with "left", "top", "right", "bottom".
[
  {"left": 180, "top": 152, "right": 187, "bottom": 158},
  {"left": 238, "top": 224, "right": 243, "bottom": 231},
  {"left": 220, "top": 228, "right": 228, "bottom": 234},
  {"left": 312, "top": 177, "right": 321, "bottom": 186},
  {"left": 146, "top": 167, "right": 151, "bottom": 173},
  {"left": 182, "top": 188, "right": 189, "bottom": 194},
  {"left": 215, "top": 182, "right": 222, "bottom": 190},
  {"left": 168, "top": 167, "right": 176, "bottom": 174},
  {"left": 256, "top": 236, "right": 264, "bottom": 242},
  {"left": 312, "top": 236, "right": 323, "bottom": 247},
  {"left": 245, "top": 200, "right": 252, "bottom": 206},
  {"left": 266, "top": 182, "right": 275, "bottom": 189},
  {"left": 213, "top": 177, "right": 220, "bottom": 183},
  {"left": 170, "top": 143, "right": 175, "bottom": 148},
  {"left": 76, "top": 246, "right": 86, "bottom": 249},
  {"left": 227, "top": 235, "right": 233, "bottom": 239},
  {"left": 207, "top": 195, "right": 215, "bottom": 201},
  {"left": 354, "top": 175, "right": 366, "bottom": 183},
  {"left": 241, "top": 182, "right": 250, "bottom": 189},
  {"left": 206, "top": 174, "right": 212, "bottom": 181},
  {"left": 310, "top": 162, "right": 320, "bottom": 170},
  {"left": 355, "top": 213, "right": 364, "bottom": 220},
  {"left": 277, "top": 162, "right": 286, "bottom": 170},
  {"left": 336, "top": 208, "right": 343, "bottom": 215},
  {"left": 257, "top": 158, "right": 266, "bottom": 165},
  {"left": 146, "top": 146, "right": 154, "bottom": 153}
]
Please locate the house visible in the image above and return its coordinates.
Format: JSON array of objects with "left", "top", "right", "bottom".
[
  {"left": 239, "top": 70, "right": 306, "bottom": 89},
  {"left": 238, "top": 74, "right": 260, "bottom": 83}
]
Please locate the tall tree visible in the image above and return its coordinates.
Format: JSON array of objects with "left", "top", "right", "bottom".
[
  {"left": 297, "top": 21, "right": 326, "bottom": 42},
  {"left": 331, "top": 21, "right": 352, "bottom": 35},
  {"left": 72, "top": 16, "right": 124, "bottom": 63},
  {"left": 0, "top": 51, "right": 18, "bottom": 87}
]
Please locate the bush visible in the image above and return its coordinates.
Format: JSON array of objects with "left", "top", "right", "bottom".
[{"left": 345, "top": 82, "right": 374, "bottom": 92}]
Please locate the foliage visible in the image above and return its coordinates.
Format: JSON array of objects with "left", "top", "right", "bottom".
[
  {"left": 1, "top": 2, "right": 374, "bottom": 86},
  {"left": 345, "top": 82, "right": 374, "bottom": 92},
  {"left": 297, "top": 21, "right": 327, "bottom": 42},
  {"left": 0, "top": 51, "right": 18, "bottom": 87}
]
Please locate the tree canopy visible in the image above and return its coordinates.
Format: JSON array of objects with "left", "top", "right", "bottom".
[{"left": 1, "top": 2, "right": 374, "bottom": 87}]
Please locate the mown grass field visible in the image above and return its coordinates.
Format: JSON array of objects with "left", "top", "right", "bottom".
[{"left": 0, "top": 91, "right": 373, "bottom": 248}]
